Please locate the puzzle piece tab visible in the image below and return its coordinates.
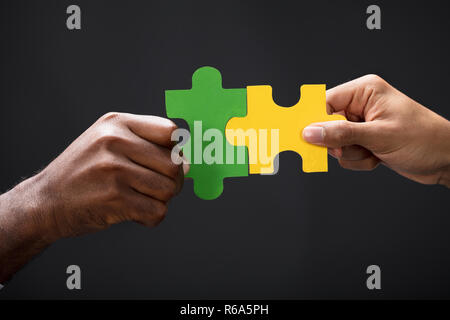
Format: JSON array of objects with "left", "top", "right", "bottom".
[
  {"left": 165, "top": 67, "right": 248, "bottom": 200},
  {"left": 226, "top": 85, "right": 345, "bottom": 174}
]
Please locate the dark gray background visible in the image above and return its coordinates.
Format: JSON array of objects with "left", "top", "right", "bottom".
[{"left": 0, "top": 0, "right": 449, "bottom": 299}]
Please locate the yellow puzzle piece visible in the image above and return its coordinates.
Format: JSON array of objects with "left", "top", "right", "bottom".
[{"left": 225, "top": 84, "right": 346, "bottom": 174}]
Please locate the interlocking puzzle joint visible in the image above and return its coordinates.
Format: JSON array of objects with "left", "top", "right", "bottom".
[{"left": 165, "top": 66, "right": 345, "bottom": 200}]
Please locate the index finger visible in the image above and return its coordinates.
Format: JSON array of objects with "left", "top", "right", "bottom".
[
  {"left": 124, "top": 114, "right": 177, "bottom": 148},
  {"left": 326, "top": 74, "right": 387, "bottom": 120}
]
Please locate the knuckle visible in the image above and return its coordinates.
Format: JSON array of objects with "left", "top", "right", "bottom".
[
  {"left": 161, "top": 120, "right": 178, "bottom": 142},
  {"left": 161, "top": 179, "right": 177, "bottom": 200},
  {"left": 95, "top": 129, "right": 129, "bottom": 149},
  {"left": 96, "top": 134, "right": 119, "bottom": 147},
  {"left": 363, "top": 74, "right": 387, "bottom": 90},
  {"left": 166, "top": 120, "right": 178, "bottom": 134},
  {"left": 100, "top": 112, "right": 123, "bottom": 122},
  {"left": 95, "top": 156, "right": 126, "bottom": 174},
  {"left": 167, "top": 162, "right": 181, "bottom": 178},
  {"left": 357, "top": 75, "right": 390, "bottom": 109},
  {"left": 152, "top": 202, "right": 168, "bottom": 226},
  {"left": 342, "top": 122, "right": 355, "bottom": 144}
]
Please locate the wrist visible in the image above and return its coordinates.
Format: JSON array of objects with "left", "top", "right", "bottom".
[
  {"left": 0, "top": 173, "right": 59, "bottom": 250},
  {"left": 0, "top": 173, "right": 58, "bottom": 282}
]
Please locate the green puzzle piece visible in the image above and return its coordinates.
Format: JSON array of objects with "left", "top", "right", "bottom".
[{"left": 165, "top": 66, "right": 249, "bottom": 200}]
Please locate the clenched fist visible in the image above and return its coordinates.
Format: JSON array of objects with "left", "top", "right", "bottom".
[{"left": 0, "top": 112, "right": 187, "bottom": 282}]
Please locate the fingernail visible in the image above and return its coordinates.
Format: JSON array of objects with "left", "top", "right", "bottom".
[{"left": 303, "top": 126, "right": 324, "bottom": 144}]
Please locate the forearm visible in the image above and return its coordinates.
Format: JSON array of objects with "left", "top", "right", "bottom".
[{"left": 0, "top": 174, "right": 55, "bottom": 283}]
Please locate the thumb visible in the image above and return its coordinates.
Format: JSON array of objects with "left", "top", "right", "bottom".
[{"left": 302, "top": 120, "right": 375, "bottom": 149}]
